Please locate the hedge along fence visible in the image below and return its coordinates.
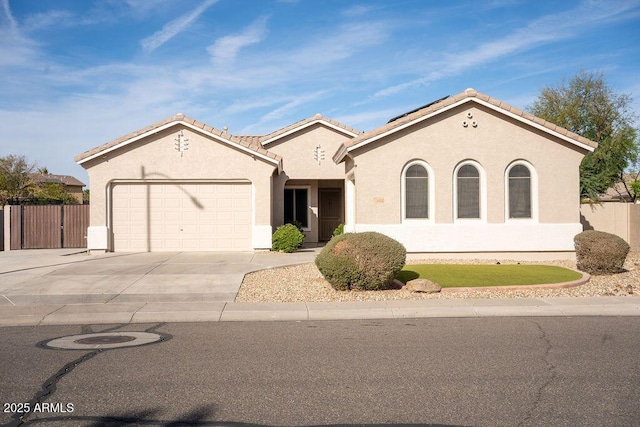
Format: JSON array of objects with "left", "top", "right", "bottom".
[{"left": 580, "top": 203, "right": 640, "bottom": 252}]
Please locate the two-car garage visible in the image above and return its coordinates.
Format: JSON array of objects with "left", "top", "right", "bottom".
[
  {"left": 76, "top": 115, "right": 282, "bottom": 253},
  {"left": 111, "top": 182, "right": 252, "bottom": 252}
]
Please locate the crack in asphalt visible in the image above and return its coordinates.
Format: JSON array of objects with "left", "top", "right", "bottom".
[
  {"left": 5, "top": 323, "right": 167, "bottom": 427},
  {"left": 518, "top": 320, "right": 557, "bottom": 427},
  {"left": 7, "top": 349, "right": 103, "bottom": 427}
]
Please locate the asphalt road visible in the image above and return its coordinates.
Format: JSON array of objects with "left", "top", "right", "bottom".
[{"left": 0, "top": 317, "right": 639, "bottom": 426}]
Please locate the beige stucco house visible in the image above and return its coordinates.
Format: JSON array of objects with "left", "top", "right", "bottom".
[{"left": 75, "top": 88, "right": 597, "bottom": 258}]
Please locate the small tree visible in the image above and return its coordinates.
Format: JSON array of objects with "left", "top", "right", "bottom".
[
  {"left": 528, "top": 72, "right": 639, "bottom": 201},
  {"left": 0, "top": 155, "right": 35, "bottom": 206},
  {"left": 31, "top": 181, "right": 79, "bottom": 205}
]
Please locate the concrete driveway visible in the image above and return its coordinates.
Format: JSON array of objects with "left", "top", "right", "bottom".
[
  {"left": 1, "top": 248, "right": 639, "bottom": 326},
  {"left": 0, "top": 249, "right": 319, "bottom": 305}
]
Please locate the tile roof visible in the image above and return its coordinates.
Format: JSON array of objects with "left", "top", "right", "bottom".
[
  {"left": 334, "top": 88, "right": 599, "bottom": 162},
  {"left": 32, "top": 173, "right": 85, "bottom": 187},
  {"left": 257, "top": 114, "right": 362, "bottom": 145},
  {"left": 74, "top": 114, "right": 282, "bottom": 165}
]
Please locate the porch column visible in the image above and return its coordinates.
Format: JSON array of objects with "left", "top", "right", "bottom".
[
  {"left": 3, "top": 207, "right": 10, "bottom": 251},
  {"left": 345, "top": 174, "right": 356, "bottom": 232}
]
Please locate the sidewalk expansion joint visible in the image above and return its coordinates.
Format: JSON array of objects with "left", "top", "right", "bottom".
[{"left": 37, "top": 305, "right": 66, "bottom": 326}]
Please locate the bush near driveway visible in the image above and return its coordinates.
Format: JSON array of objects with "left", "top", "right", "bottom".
[
  {"left": 574, "top": 230, "right": 630, "bottom": 275},
  {"left": 272, "top": 223, "right": 305, "bottom": 253},
  {"left": 315, "top": 232, "right": 406, "bottom": 291}
]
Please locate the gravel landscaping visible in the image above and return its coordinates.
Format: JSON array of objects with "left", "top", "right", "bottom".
[{"left": 236, "top": 252, "right": 640, "bottom": 303}]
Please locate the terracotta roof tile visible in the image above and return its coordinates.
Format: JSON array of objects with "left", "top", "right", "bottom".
[
  {"left": 260, "top": 114, "right": 362, "bottom": 145},
  {"left": 75, "top": 114, "right": 282, "bottom": 165},
  {"left": 338, "top": 88, "right": 599, "bottom": 158},
  {"left": 32, "top": 173, "right": 85, "bottom": 187}
]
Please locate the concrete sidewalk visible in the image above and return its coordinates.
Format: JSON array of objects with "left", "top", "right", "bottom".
[
  {"left": 1, "top": 296, "right": 639, "bottom": 326},
  {"left": 0, "top": 249, "right": 638, "bottom": 326}
]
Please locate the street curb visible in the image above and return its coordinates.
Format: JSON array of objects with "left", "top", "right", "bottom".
[{"left": 1, "top": 297, "right": 639, "bottom": 327}]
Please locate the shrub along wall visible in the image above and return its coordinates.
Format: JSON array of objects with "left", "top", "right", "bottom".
[
  {"left": 315, "top": 232, "right": 406, "bottom": 291},
  {"left": 580, "top": 203, "right": 639, "bottom": 251}
]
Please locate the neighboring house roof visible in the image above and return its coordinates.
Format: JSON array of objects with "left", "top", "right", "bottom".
[
  {"left": 32, "top": 173, "right": 85, "bottom": 187},
  {"left": 254, "top": 114, "right": 362, "bottom": 146},
  {"left": 74, "top": 113, "right": 283, "bottom": 170},
  {"left": 333, "top": 88, "right": 599, "bottom": 163},
  {"left": 598, "top": 174, "right": 638, "bottom": 202}
]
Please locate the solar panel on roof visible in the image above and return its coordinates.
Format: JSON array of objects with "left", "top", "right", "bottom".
[{"left": 387, "top": 95, "right": 450, "bottom": 123}]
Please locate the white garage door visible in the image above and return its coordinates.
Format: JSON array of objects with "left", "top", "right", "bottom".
[{"left": 112, "top": 182, "right": 252, "bottom": 252}]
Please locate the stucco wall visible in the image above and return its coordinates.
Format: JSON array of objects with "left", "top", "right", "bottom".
[
  {"left": 581, "top": 202, "right": 640, "bottom": 251},
  {"left": 81, "top": 125, "right": 277, "bottom": 249},
  {"left": 266, "top": 124, "right": 352, "bottom": 180},
  {"left": 350, "top": 103, "right": 585, "bottom": 225},
  {"left": 269, "top": 124, "right": 351, "bottom": 242}
]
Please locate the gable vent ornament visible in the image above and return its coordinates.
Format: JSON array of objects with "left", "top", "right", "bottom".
[
  {"left": 313, "top": 144, "right": 325, "bottom": 165},
  {"left": 462, "top": 111, "right": 478, "bottom": 128},
  {"left": 174, "top": 130, "right": 189, "bottom": 157}
]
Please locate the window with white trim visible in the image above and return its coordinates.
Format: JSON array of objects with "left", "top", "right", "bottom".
[
  {"left": 405, "top": 164, "right": 429, "bottom": 218},
  {"left": 508, "top": 164, "right": 532, "bottom": 219},
  {"left": 456, "top": 164, "right": 480, "bottom": 219},
  {"left": 284, "top": 188, "right": 309, "bottom": 228}
]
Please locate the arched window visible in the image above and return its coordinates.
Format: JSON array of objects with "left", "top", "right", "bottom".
[
  {"left": 508, "top": 164, "right": 532, "bottom": 218},
  {"left": 457, "top": 164, "right": 480, "bottom": 219},
  {"left": 405, "top": 164, "right": 429, "bottom": 218}
]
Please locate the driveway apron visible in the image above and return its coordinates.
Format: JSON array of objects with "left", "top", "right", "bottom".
[{"left": 0, "top": 250, "right": 319, "bottom": 306}]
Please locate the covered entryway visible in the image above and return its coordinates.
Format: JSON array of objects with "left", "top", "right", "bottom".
[
  {"left": 111, "top": 182, "right": 252, "bottom": 252},
  {"left": 318, "top": 188, "right": 343, "bottom": 241}
]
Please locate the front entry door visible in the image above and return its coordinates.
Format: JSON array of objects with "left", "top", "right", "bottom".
[{"left": 318, "top": 188, "right": 343, "bottom": 241}]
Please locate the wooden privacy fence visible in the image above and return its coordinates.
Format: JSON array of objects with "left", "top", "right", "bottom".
[{"left": 7, "top": 205, "right": 89, "bottom": 250}]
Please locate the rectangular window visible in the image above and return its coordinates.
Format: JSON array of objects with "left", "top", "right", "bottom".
[
  {"left": 406, "top": 177, "right": 428, "bottom": 218},
  {"left": 284, "top": 188, "right": 308, "bottom": 228},
  {"left": 457, "top": 165, "right": 480, "bottom": 219},
  {"left": 509, "top": 166, "right": 532, "bottom": 218}
]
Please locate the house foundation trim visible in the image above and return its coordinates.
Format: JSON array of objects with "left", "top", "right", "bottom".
[{"left": 352, "top": 222, "right": 583, "bottom": 253}]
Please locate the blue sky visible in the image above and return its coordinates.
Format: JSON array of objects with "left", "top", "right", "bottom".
[{"left": 1, "top": 0, "right": 639, "bottom": 187}]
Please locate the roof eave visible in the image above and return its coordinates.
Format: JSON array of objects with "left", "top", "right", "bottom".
[
  {"left": 343, "top": 96, "right": 597, "bottom": 156},
  {"left": 332, "top": 144, "right": 349, "bottom": 164},
  {"left": 76, "top": 119, "right": 282, "bottom": 168},
  {"left": 261, "top": 119, "right": 360, "bottom": 146}
]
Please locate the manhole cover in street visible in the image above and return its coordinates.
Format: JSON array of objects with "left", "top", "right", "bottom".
[
  {"left": 44, "top": 332, "right": 164, "bottom": 350},
  {"left": 75, "top": 335, "right": 137, "bottom": 345}
]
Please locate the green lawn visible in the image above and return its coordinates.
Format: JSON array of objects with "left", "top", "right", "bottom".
[{"left": 397, "top": 264, "right": 582, "bottom": 288}]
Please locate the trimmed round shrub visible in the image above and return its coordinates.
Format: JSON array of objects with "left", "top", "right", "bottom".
[
  {"left": 332, "top": 223, "right": 344, "bottom": 237},
  {"left": 272, "top": 224, "right": 305, "bottom": 253},
  {"left": 315, "top": 232, "right": 406, "bottom": 291},
  {"left": 574, "top": 230, "right": 630, "bottom": 275}
]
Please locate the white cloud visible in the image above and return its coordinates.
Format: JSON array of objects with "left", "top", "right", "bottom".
[
  {"left": 335, "top": 108, "right": 401, "bottom": 130},
  {"left": 140, "top": 0, "right": 218, "bottom": 53},
  {"left": 0, "top": 0, "right": 41, "bottom": 67},
  {"left": 123, "top": 0, "right": 173, "bottom": 15},
  {"left": 23, "top": 10, "right": 77, "bottom": 30},
  {"left": 373, "top": 0, "right": 640, "bottom": 98},
  {"left": 207, "top": 16, "right": 269, "bottom": 66},
  {"left": 223, "top": 96, "right": 284, "bottom": 115},
  {"left": 342, "top": 5, "right": 377, "bottom": 17},
  {"left": 1, "top": 0, "right": 17, "bottom": 30},
  {"left": 239, "top": 91, "right": 328, "bottom": 133}
]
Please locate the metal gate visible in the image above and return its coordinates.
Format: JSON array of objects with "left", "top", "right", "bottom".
[{"left": 9, "top": 205, "right": 89, "bottom": 249}]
